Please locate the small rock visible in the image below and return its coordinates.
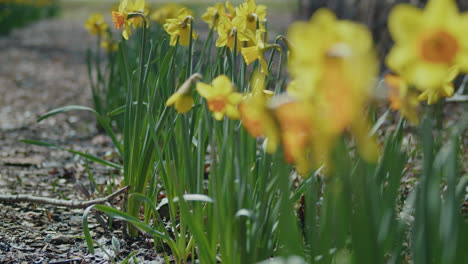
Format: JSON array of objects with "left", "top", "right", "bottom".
[{"left": 50, "top": 235, "right": 74, "bottom": 245}]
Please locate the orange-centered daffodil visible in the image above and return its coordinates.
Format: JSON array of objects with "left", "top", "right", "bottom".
[
  {"left": 196, "top": 75, "right": 242, "bottom": 120},
  {"left": 386, "top": 0, "right": 468, "bottom": 93},
  {"left": 111, "top": 0, "right": 147, "bottom": 40}
]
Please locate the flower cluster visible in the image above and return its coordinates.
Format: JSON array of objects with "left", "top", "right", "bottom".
[
  {"left": 385, "top": 0, "right": 467, "bottom": 123},
  {"left": 99, "top": 0, "right": 467, "bottom": 175},
  {"left": 202, "top": 0, "right": 278, "bottom": 73},
  {"left": 164, "top": 3, "right": 380, "bottom": 175}
]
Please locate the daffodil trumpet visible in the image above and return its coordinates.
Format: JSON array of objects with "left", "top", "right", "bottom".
[{"left": 166, "top": 73, "right": 202, "bottom": 114}]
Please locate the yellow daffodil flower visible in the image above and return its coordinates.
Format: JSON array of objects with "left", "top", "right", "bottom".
[
  {"left": 385, "top": 74, "right": 421, "bottom": 124},
  {"left": 100, "top": 34, "right": 119, "bottom": 53},
  {"left": 201, "top": 3, "right": 225, "bottom": 29},
  {"left": 386, "top": 0, "right": 468, "bottom": 92},
  {"left": 288, "top": 8, "right": 378, "bottom": 133},
  {"left": 163, "top": 8, "right": 198, "bottom": 47},
  {"left": 84, "top": 13, "right": 108, "bottom": 37},
  {"left": 236, "top": 0, "right": 267, "bottom": 32},
  {"left": 216, "top": 15, "right": 248, "bottom": 52},
  {"left": 417, "top": 66, "right": 458, "bottom": 104},
  {"left": 202, "top": 2, "right": 236, "bottom": 29},
  {"left": 271, "top": 98, "right": 316, "bottom": 175},
  {"left": 196, "top": 75, "right": 242, "bottom": 120},
  {"left": 241, "top": 30, "right": 277, "bottom": 74},
  {"left": 239, "top": 72, "right": 279, "bottom": 152},
  {"left": 166, "top": 73, "right": 202, "bottom": 114},
  {"left": 286, "top": 8, "right": 379, "bottom": 168},
  {"left": 111, "top": 0, "right": 147, "bottom": 40},
  {"left": 150, "top": 4, "right": 188, "bottom": 24}
]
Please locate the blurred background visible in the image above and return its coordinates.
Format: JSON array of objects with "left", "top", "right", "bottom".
[{"left": 3, "top": 0, "right": 468, "bottom": 65}]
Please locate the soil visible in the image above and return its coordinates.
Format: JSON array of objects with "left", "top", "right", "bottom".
[{"left": 0, "top": 15, "right": 165, "bottom": 264}]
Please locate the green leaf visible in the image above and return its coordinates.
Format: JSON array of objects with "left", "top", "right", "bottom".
[
  {"left": 37, "top": 105, "right": 123, "bottom": 155},
  {"left": 121, "top": 250, "right": 140, "bottom": 264},
  {"left": 93, "top": 205, "right": 174, "bottom": 242},
  {"left": 82, "top": 205, "right": 96, "bottom": 254}
]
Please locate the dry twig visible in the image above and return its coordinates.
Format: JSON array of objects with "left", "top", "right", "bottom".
[{"left": 0, "top": 186, "right": 129, "bottom": 208}]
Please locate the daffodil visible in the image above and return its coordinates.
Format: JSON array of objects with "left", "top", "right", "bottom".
[
  {"left": 202, "top": 2, "right": 237, "bottom": 29},
  {"left": 386, "top": 0, "right": 468, "bottom": 93},
  {"left": 288, "top": 8, "right": 378, "bottom": 133},
  {"left": 101, "top": 34, "right": 119, "bottom": 53},
  {"left": 196, "top": 75, "right": 242, "bottom": 120},
  {"left": 286, "top": 8, "right": 379, "bottom": 167},
  {"left": 417, "top": 66, "right": 457, "bottom": 104},
  {"left": 239, "top": 72, "right": 279, "bottom": 152},
  {"left": 236, "top": 0, "right": 267, "bottom": 32},
  {"left": 385, "top": 74, "right": 420, "bottom": 124},
  {"left": 241, "top": 30, "right": 277, "bottom": 74},
  {"left": 271, "top": 98, "right": 316, "bottom": 175},
  {"left": 84, "top": 13, "right": 108, "bottom": 37},
  {"left": 201, "top": 3, "right": 225, "bottom": 29},
  {"left": 166, "top": 73, "right": 202, "bottom": 114},
  {"left": 111, "top": 0, "right": 147, "bottom": 40},
  {"left": 216, "top": 15, "right": 248, "bottom": 52},
  {"left": 163, "top": 8, "right": 198, "bottom": 47},
  {"left": 150, "top": 3, "right": 188, "bottom": 24}
]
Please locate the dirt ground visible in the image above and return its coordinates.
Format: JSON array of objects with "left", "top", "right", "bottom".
[{"left": 0, "top": 13, "right": 168, "bottom": 263}]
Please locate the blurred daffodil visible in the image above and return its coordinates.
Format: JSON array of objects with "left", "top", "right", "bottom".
[
  {"left": 385, "top": 74, "right": 420, "bottom": 124},
  {"left": 284, "top": 8, "right": 379, "bottom": 170},
  {"left": 239, "top": 72, "right": 279, "bottom": 152},
  {"left": 201, "top": 3, "right": 225, "bottom": 29},
  {"left": 272, "top": 98, "right": 316, "bottom": 175},
  {"left": 100, "top": 34, "right": 119, "bottom": 53},
  {"left": 417, "top": 66, "right": 457, "bottom": 104},
  {"left": 202, "top": 2, "right": 237, "bottom": 29},
  {"left": 150, "top": 4, "right": 189, "bottom": 24},
  {"left": 386, "top": 0, "right": 467, "bottom": 92},
  {"left": 196, "top": 75, "right": 242, "bottom": 120},
  {"left": 111, "top": 0, "right": 147, "bottom": 40},
  {"left": 166, "top": 73, "right": 202, "bottom": 114},
  {"left": 84, "top": 13, "right": 108, "bottom": 37},
  {"left": 288, "top": 8, "right": 377, "bottom": 133},
  {"left": 163, "top": 8, "right": 198, "bottom": 46}
]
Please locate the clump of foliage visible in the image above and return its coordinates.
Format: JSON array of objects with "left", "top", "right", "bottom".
[
  {"left": 29, "top": 0, "right": 468, "bottom": 263},
  {"left": 0, "top": 0, "right": 60, "bottom": 34}
]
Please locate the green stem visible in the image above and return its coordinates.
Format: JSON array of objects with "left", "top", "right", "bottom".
[
  {"left": 127, "top": 20, "right": 148, "bottom": 237},
  {"left": 187, "top": 18, "right": 194, "bottom": 79},
  {"left": 232, "top": 31, "right": 237, "bottom": 84}
]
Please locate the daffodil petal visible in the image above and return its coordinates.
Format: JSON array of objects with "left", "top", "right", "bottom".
[
  {"left": 388, "top": 4, "right": 423, "bottom": 43},
  {"left": 212, "top": 75, "right": 233, "bottom": 95},
  {"left": 213, "top": 111, "right": 224, "bottom": 120},
  {"left": 196, "top": 82, "right": 214, "bottom": 98},
  {"left": 166, "top": 92, "right": 181, "bottom": 106},
  {"left": 225, "top": 104, "right": 240, "bottom": 120},
  {"left": 227, "top": 92, "right": 242, "bottom": 104},
  {"left": 175, "top": 95, "right": 194, "bottom": 113}
]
